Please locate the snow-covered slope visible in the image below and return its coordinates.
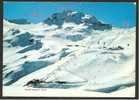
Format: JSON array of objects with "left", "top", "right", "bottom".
[{"left": 3, "top": 10, "right": 135, "bottom": 94}]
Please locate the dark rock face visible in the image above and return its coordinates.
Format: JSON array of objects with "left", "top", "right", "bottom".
[
  {"left": 44, "top": 10, "right": 112, "bottom": 30},
  {"left": 18, "top": 40, "right": 43, "bottom": 53},
  {"left": 4, "top": 61, "right": 53, "bottom": 85},
  {"left": 10, "top": 29, "right": 20, "bottom": 35},
  {"left": 108, "top": 45, "right": 124, "bottom": 50},
  {"left": 10, "top": 32, "right": 33, "bottom": 47},
  {"left": 91, "top": 23, "right": 112, "bottom": 30},
  {"left": 66, "top": 34, "right": 84, "bottom": 41},
  {"left": 6, "top": 32, "right": 43, "bottom": 52},
  {"left": 25, "top": 79, "right": 45, "bottom": 86},
  {"left": 7, "top": 19, "right": 31, "bottom": 24}
]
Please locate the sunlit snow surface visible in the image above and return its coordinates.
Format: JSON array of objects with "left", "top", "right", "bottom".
[{"left": 3, "top": 18, "right": 135, "bottom": 94}]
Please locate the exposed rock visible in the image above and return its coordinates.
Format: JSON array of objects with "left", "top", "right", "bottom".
[{"left": 44, "top": 10, "right": 112, "bottom": 30}]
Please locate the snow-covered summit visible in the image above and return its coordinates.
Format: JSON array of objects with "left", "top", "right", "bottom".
[{"left": 44, "top": 10, "right": 112, "bottom": 30}]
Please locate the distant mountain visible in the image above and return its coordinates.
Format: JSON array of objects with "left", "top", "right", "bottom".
[
  {"left": 44, "top": 10, "right": 112, "bottom": 30},
  {"left": 6, "top": 18, "right": 31, "bottom": 25}
]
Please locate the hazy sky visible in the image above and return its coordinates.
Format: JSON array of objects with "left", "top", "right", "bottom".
[{"left": 4, "top": 2, "right": 136, "bottom": 28}]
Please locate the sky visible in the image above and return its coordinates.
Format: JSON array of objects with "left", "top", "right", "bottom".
[{"left": 4, "top": 2, "right": 136, "bottom": 28}]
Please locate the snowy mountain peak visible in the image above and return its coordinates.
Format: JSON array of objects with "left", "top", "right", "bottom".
[{"left": 44, "top": 10, "right": 112, "bottom": 30}]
